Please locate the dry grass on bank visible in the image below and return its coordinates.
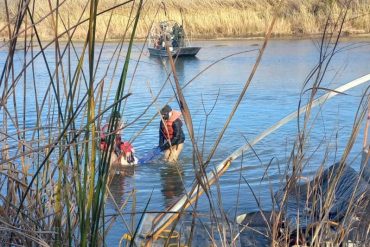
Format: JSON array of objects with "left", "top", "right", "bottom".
[{"left": 0, "top": 0, "right": 370, "bottom": 41}]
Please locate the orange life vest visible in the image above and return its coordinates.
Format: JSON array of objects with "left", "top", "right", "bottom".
[{"left": 161, "top": 111, "right": 182, "bottom": 140}]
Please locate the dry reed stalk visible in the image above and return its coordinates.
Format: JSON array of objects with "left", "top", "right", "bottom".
[
  {"left": 1, "top": 0, "right": 370, "bottom": 41},
  {"left": 0, "top": 0, "right": 143, "bottom": 245}
]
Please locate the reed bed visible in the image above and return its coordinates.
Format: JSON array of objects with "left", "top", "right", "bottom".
[
  {"left": 1, "top": 0, "right": 370, "bottom": 41},
  {"left": 0, "top": 0, "right": 369, "bottom": 246},
  {"left": 0, "top": 0, "right": 145, "bottom": 245}
]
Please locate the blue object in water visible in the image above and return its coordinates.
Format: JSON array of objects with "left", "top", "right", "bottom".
[{"left": 138, "top": 146, "right": 162, "bottom": 164}]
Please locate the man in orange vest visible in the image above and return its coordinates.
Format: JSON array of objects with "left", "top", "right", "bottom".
[{"left": 159, "top": 105, "right": 185, "bottom": 162}]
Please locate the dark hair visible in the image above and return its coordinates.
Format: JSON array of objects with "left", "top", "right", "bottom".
[
  {"left": 160, "top": 105, "right": 172, "bottom": 115},
  {"left": 111, "top": 110, "right": 121, "bottom": 119}
]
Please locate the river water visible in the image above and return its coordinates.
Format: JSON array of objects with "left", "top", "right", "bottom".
[
  {"left": 1, "top": 38, "right": 369, "bottom": 244},
  {"left": 105, "top": 38, "right": 370, "bottom": 244}
]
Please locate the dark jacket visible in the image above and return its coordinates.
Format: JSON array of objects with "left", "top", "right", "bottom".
[{"left": 159, "top": 118, "right": 185, "bottom": 151}]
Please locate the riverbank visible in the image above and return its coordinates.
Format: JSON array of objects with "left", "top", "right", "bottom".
[
  {"left": 1, "top": 0, "right": 369, "bottom": 42},
  {"left": 4, "top": 32, "right": 370, "bottom": 47}
]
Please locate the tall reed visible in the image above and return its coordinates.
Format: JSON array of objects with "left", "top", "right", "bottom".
[
  {"left": 1, "top": 0, "right": 370, "bottom": 41},
  {"left": 0, "top": 0, "right": 143, "bottom": 245}
]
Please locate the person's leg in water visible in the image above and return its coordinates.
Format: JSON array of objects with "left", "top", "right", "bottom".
[
  {"left": 108, "top": 151, "right": 119, "bottom": 176},
  {"left": 109, "top": 151, "right": 132, "bottom": 176},
  {"left": 163, "top": 143, "right": 184, "bottom": 162}
]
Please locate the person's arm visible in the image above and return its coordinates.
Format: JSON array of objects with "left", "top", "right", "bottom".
[
  {"left": 159, "top": 121, "right": 167, "bottom": 150},
  {"left": 171, "top": 119, "right": 183, "bottom": 145}
]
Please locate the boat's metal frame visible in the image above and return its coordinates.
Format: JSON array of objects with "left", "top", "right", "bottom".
[{"left": 148, "top": 47, "right": 201, "bottom": 57}]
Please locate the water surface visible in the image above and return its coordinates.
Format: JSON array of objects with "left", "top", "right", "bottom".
[{"left": 1, "top": 38, "right": 369, "bottom": 244}]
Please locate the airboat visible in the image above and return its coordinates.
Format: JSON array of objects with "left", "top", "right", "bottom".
[{"left": 148, "top": 21, "right": 201, "bottom": 57}]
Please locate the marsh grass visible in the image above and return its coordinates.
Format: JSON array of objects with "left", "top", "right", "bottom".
[
  {"left": 1, "top": 0, "right": 370, "bottom": 41},
  {"left": 0, "top": 0, "right": 369, "bottom": 246},
  {"left": 0, "top": 0, "right": 144, "bottom": 245}
]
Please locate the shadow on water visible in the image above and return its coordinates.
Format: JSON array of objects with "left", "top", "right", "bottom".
[
  {"left": 148, "top": 56, "right": 200, "bottom": 77},
  {"left": 175, "top": 56, "right": 200, "bottom": 73},
  {"left": 160, "top": 164, "right": 185, "bottom": 207}
]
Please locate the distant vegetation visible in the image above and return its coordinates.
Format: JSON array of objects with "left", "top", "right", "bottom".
[{"left": 0, "top": 0, "right": 369, "bottom": 41}]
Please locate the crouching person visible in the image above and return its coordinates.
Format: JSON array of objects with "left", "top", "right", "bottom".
[
  {"left": 100, "top": 111, "right": 138, "bottom": 166},
  {"left": 159, "top": 105, "right": 185, "bottom": 162},
  {"left": 119, "top": 141, "right": 138, "bottom": 165}
]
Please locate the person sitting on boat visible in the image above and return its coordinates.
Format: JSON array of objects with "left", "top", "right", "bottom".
[
  {"left": 159, "top": 105, "right": 185, "bottom": 162},
  {"left": 154, "top": 35, "right": 161, "bottom": 49},
  {"left": 100, "top": 111, "right": 137, "bottom": 166},
  {"left": 157, "top": 33, "right": 164, "bottom": 49},
  {"left": 171, "top": 38, "right": 179, "bottom": 48}
]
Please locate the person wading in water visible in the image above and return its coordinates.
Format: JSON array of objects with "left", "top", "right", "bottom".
[
  {"left": 159, "top": 105, "right": 185, "bottom": 162},
  {"left": 100, "top": 111, "right": 137, "bottom": 166}
]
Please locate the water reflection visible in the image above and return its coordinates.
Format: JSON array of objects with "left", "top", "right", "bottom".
[
  {"left": 147, "top": 56, "right": 200, "bottom": 81},
  {"left": 109, "top": 167, "right": 135, "bottom": 207},
  {"left": 175, "top": 57, "right": 199, "bottom": 79},
  {"left": 160, "top": 165, "right": 185, "bottom": 206}
]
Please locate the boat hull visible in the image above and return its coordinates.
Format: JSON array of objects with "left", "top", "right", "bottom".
[{"left": 148, "top": 47, "right": 201, "bottom": 57}]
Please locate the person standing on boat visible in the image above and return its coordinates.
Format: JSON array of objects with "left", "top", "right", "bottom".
[
  {"left": 172, "top": 23, "right": 180, "bottom": 48},
  {"left": 159, "top": 105, "right": 185, "bottom": 162},
  {"left": 100, "top": 111, "right": 137, "bottom": 166},
  {"left": 159, "top": 21, "right": 170, "bottom": 50},
  {"left": 178, "top": 25, "right": 185, "bottom": 47}
]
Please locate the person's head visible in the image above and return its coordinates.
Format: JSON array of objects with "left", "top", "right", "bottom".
[
  {"left": 160, "top": 105, "right": 172, "bottom": 120},
  {"left": 110, "top": 110, "right": 121, "bottom": 120},
  {"left": 110, "top": 111, "right": 123, "bottom": 129}
]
